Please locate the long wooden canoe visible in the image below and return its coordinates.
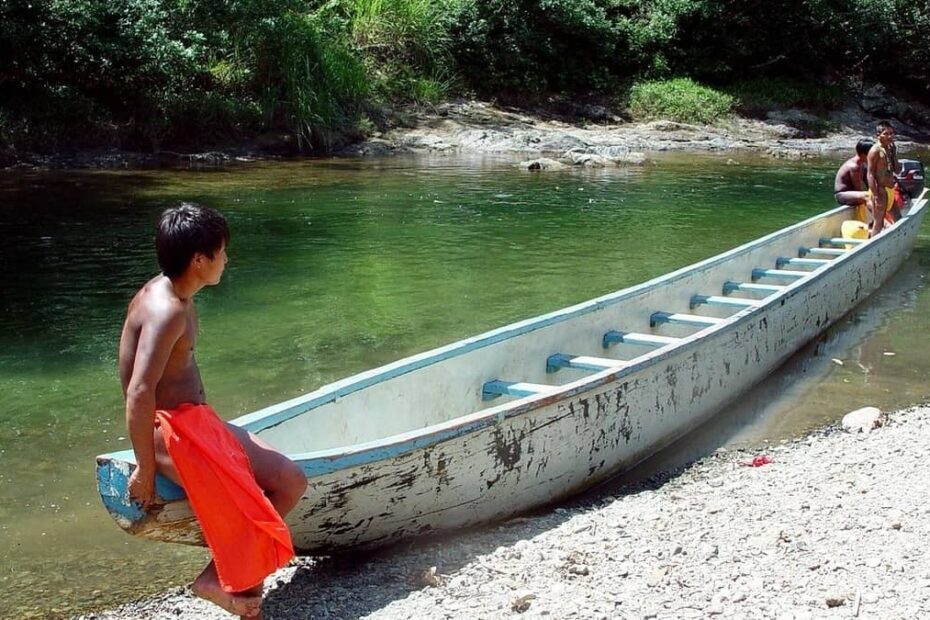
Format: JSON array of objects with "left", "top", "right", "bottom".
[{"left": 97, "top": 189, "right": 928, "bottom": 551}]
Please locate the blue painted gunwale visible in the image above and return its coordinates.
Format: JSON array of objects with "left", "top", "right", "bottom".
[{"left": 100, "top": 195, "right": 927, "bottom": 497}]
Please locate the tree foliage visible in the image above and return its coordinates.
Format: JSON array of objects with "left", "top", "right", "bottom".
[{"left": 1, "top": 0, "right": 929, "bottom": 152}]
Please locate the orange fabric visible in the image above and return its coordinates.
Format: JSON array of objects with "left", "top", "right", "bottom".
[{"left": 156, "top": 403, "right": 295, "bottom": 592}]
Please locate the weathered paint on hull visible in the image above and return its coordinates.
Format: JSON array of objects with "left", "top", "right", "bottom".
[
  {"left": 288, "top": 214, "right": 921, "bottom": 551},
  {"left": 96, "top": 195, "right": 927, "bottom": 551}
]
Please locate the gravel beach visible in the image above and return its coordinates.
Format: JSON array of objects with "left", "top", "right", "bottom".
[{"left": 80, "top": 404, "right": 930, "bottom": 620}]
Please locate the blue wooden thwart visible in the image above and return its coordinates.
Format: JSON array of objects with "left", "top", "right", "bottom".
[
  {"left": 602, "top": 330, "right": 680, "bottom": 348},
  {"left": 650, "top": 312, "right": 722, "bottom": 328},
  {"left": 799, "top": 246, "right": 846, "bottom": 258},
  {"left": 751, "top": 268, "right": 808, "bottom": 281},
  {"left": 775, "top": 257, "right": 831, "bottom": 269},
  {"left": 482, "top": 380, "right": 553, "bottom": 401},
  {"left": 820, "top": 237, "right": 865, "bottom": 247},
  {"left": 547, "top": 353, "right": 626, "bottom": 373},
  {"left": 722, "top": 281, "right": 784, "bottom": 295},
  {"left": 690, "top": 295, "right": 759, "bottom": 309}
]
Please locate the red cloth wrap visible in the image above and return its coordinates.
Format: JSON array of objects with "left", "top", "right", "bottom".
[{"left": 156, "top": 403, "right": 295, "bottom": 592}]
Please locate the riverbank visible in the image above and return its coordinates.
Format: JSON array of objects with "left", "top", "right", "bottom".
[
  {"left": 78, "top": 404, "right": 930, "bottom": 619},
  {"left": 5, "top": 100, "right": 930, "bottom": 171},
  {"left": 342, "top": 100, "right": 930, "bottom": 161}
]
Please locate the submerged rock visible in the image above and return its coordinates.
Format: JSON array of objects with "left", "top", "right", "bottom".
[
  {"left": 563, "top": 150, "right": 611, "bottom": 167},
  {"left": 519, "top": 158, "right": 567, "bottom": 171}
]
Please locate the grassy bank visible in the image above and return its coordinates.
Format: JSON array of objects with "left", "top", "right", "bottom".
[{"left": 1, "top": 0, "right": 928, "bottom": 156}]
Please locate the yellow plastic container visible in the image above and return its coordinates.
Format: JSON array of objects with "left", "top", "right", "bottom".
[{"left": 841, "top": 220, "right": 868, "bottom": 249}]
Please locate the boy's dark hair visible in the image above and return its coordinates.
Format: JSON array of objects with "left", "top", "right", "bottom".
[
  {"left": 876, "top": 120, "right": 894, "bottom": 134},
  {"left": 156, "top": 203, "right": 229, "bottom": 278},
  {"left": 856, "top": 139, "right": 874, "bottom": 156}
]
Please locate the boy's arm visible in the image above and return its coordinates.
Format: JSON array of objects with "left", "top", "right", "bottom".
[
  {"left": 833, "top": 164, "right": 845, "bottom": 193},
  {"left": 867, "top": 150, "right": 881, "bottom": 195},
  {"left": 125, "top": 307, "right": 186, "bottom": 509}
]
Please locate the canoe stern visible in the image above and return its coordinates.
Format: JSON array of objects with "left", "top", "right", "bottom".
[{"left": 95, "top": 455, "right": 205, "bottom": 546}]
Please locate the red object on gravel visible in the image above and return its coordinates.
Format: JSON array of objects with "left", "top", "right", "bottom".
[{"left": 741, "top": 455, "right": 774, "bottom": 467}]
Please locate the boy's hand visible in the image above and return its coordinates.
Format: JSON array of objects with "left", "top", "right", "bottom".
[{"left": 128, "top": 466, "right": 156, "bottom": 511}]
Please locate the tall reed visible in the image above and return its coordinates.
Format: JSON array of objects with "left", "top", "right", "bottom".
[{"left": 244, "top": 11, "right": 369, "bottom": 149}]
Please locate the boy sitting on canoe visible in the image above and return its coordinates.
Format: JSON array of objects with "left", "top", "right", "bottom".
[
  {"left": 118, "top": 203, "right": 307, "bottom": 619},
  {"left": 834, "top": 139, "right": 873, "bottom": 222}
]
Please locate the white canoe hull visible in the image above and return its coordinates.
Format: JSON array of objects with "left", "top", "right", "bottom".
[{"left": 97, "top": 192, "right": 927, "bottom": 551}]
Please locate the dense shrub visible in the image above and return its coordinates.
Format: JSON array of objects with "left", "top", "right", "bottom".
[
  {"left": 727, "top": 78, "right": 845, "bottom": 113},
  {"left": 0, "top": 0, "right": 203, "bottom": 149},
  {"left": 449, "top": 0, "right": 620, "bottom": 95},
  {"left": 628, "top": 78, "right": 734, "bottom": 124}
]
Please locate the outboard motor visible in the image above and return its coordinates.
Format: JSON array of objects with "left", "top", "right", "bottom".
[{"left": 897, "top": 159, "right": 925, "bottom": 198}]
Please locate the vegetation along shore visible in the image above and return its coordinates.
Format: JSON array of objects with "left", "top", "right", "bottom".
[{"left": 3, "top": 1, "right": 930, "bottom": 167}]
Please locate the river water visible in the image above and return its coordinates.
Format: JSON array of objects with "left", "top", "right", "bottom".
[{"left": 1, "top": 152, "right": 928, "bottom": 618}]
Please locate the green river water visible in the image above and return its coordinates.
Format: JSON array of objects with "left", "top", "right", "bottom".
[{"left": 1, "top": 152, "right": 929, "bottom": 618}]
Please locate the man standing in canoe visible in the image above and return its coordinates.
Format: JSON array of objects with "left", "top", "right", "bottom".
[
  {"left": 834, "top": 139, "right": 873, "bottom": 222},
  {"left": 118, "top": 203, "right": 307, "bottom": 618},
  {"left": 866, "top": 120, "right": 901, "bottom": 236}
]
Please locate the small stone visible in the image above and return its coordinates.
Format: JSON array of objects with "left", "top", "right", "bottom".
[
  {"left": 647, "top": 567, "right": 668, "bottom": 587},
  {"left": 702, "top": 544, "right": 719, "bottom": 561},
  {"left": 512, "top": 593, "right": 536, "bottom": 613},
  {"left": 825, "top": 596, "right": 846, "bottom": 608},
  {"left": 842, "top": 407, "right": 884, "bottom": 433},
  {"left": 568, "top": 564, "right": 590, "bottom": 576},
  {"left": 418, "top": 566, "right": 441, "bottom": 588}
]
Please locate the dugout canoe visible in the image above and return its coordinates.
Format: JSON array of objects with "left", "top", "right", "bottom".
[{"left": 97, "top": 189, "right": 929, "bottom": 551}]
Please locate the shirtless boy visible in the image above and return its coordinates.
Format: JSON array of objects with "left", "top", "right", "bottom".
[
  {"left": 119, "top": 203, "right": 307, "bottom": 619},
  {"left": 834, "top": 139, "right": 873, "bottom": 222},
  {"left": 866, "top": 121, "right": 900, "bottom": 237}
]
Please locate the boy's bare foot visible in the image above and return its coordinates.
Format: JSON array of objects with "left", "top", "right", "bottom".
[
  {"left": 192, "top": 563, "right": 262, "bottom": 617},
  {"left": 239, "top": 584, "right": 265, "bottom": 620}
]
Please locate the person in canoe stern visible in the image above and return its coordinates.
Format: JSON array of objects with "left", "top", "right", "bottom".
[
  {"left": 834, "top": 138, "right": 873, "bottom": 223},
  {"left": 118, "top": 203, "right": 307, "bottom": 619},
  {"left": 867, "top": 120, "right": 903, "bottom": 236}
]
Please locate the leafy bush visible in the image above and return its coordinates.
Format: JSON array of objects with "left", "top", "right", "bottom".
[
  {"left": 449, "top": 0, "right": 620, "bottom": 95},
  {"left": 727, "top": 78, "right": 845, "bottom": 113},
  {"left": 161, "top": 92, "right": 262, "bottom": 148},
  {"left": 0, "top": 0, "right": 217, "bottom": 149},
  {"left": 627, "top": 78, "right": 734, "bottom": 124}
]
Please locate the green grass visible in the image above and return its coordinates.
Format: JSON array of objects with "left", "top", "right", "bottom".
[
  {"left": 348, "top": 0, "right": 458, "bottom": 102},
  {"left": 627, "top": 78, "right": 734, "bottom": 125}
]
